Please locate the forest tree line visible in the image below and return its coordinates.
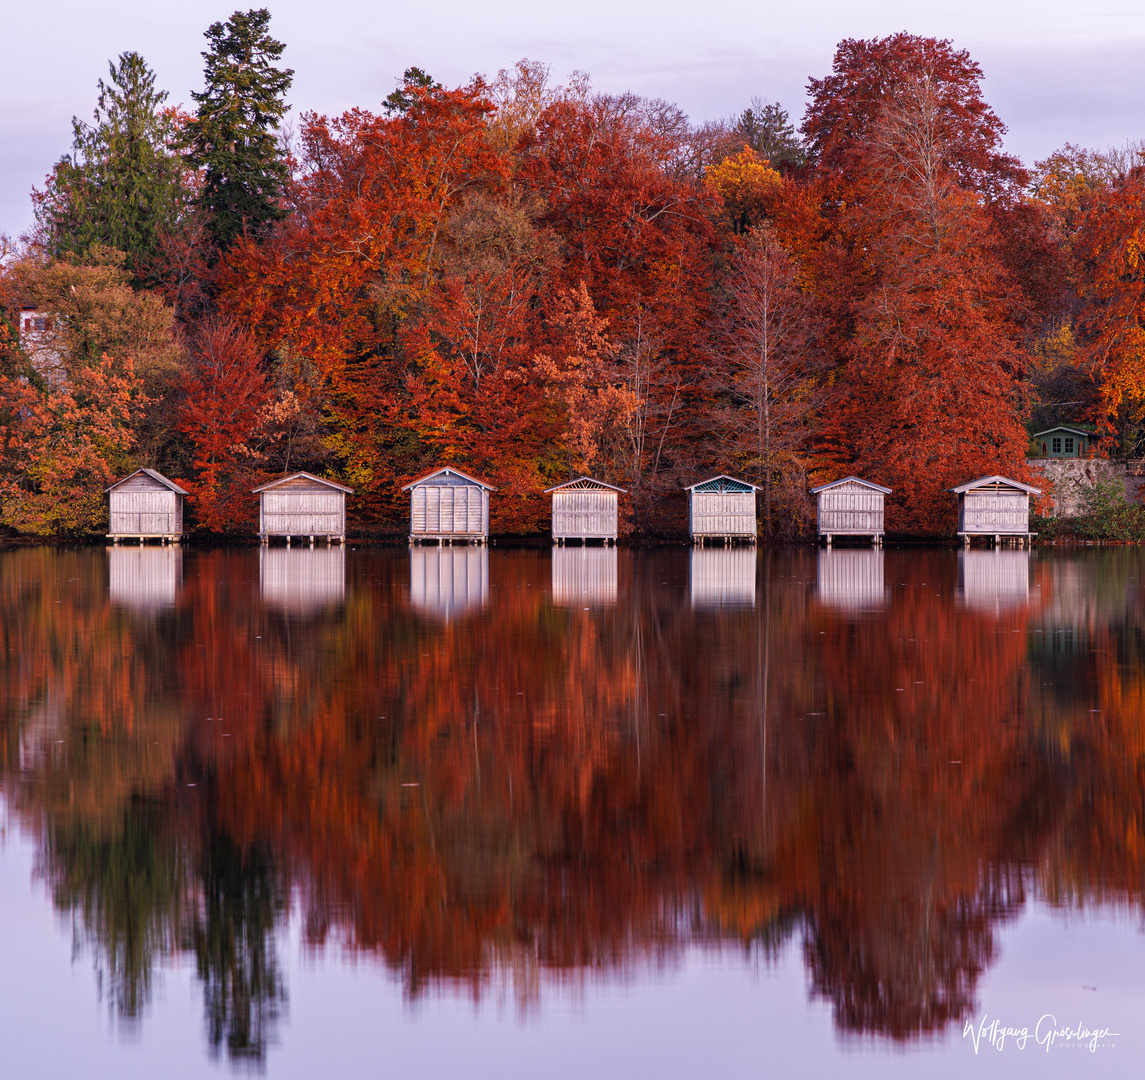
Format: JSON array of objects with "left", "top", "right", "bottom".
[{"left": 3, "top": 10, "right": 1145, "bottom": 539}]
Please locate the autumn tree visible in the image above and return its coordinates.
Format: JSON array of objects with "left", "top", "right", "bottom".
[
  {"left": 801, "top": 39, "right": 1033, "bottom": 533},
  {"left": 718, "top": 229, "right": 818, "bottom": 539},
  {"left": 1072, "top": 172, "right": 1145, "bottom": 453},
  {"left": 0, "top": 247, "right": 186, "bottom": 467},
  {"left": 0, "top": 352, "right": 140, "bottom": 535},
  {"left": 185, "top": 8, "right": 293, "bottom": 251},
  {"left": 177, "top": 318, "right": 271, "bottom": 531}
]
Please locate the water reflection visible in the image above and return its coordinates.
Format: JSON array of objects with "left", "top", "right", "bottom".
[
  {"left": 409, "top": 545, "right": 489, "bottom": 617},
  {"left": 815, "top": 548, "right": 886, "bottom": 611},
  {"left": 552, "top": 545, "right": 618, "bottom": 606},
  {"left": 260, "top": 545, "right": 346, "bottom": 613},
  {"left": 689, "top": 547, "right": 756, "bottom": 608},
  {"left": 957, "top": 549, "right": 1031, "bottom": 614},
  {"left": 108, "top": 544, "right": 182, "bottom": 611},
  {"left": 2, "top": 546, "right": 1145, "bottom": 1058}
]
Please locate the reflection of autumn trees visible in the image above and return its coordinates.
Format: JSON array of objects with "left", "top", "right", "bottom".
[{"left": 3, "top": 548, "right": 1145, "bottom": 1049}]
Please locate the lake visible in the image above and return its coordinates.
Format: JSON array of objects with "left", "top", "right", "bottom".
[{"left": 1, "top": 544, "right": 1142, "bottom": 1078}]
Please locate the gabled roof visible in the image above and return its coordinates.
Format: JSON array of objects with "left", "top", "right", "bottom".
[
  {"left": 543, "top": 476, "right": 627, "bottom": 494},
  {"left": 810, "top": 475, "right": 892, "bottom": 495},
  {"left": 1031, "top": 425, "right": 1094, "bottom": 439},
  {"left": 401, "top": 466, "right": 496, "bottom": 491},
  {"left": 951, "top": 475, "right": 1042, "bottom": 495},
  {"left": 685, "top": 474, "right": 759, "bottom": 493},
  {"left": 105, "top": 468, "right": 189, "bottom": 496},
  {"left": 252, "top": 471, "right": 354, "bottom": 494}
]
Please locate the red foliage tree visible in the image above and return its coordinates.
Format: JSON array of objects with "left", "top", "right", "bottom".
[{"left": 178, "top": 318, "right": 271, "bottom": 531}]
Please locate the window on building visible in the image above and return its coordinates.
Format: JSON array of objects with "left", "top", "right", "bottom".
[
  {"left": 1052, "top": 437, "right": 1062, "bottom": 454},
  {"left": 1064, "top": 437, "right": 1075, "bottom": 454}
]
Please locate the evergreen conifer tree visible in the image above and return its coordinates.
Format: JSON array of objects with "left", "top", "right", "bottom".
[
  {"left": 184, "top": 8, "right": 294, "bottom": 251},
  {"left": 35, "top": 52, "right": 187, "bottom": 274}
]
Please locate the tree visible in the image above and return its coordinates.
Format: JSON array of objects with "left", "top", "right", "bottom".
[
  {"left": 33, "top": 52, "right": 189, "bottom": 276},
  {"left": 718, "top": 229, "right": 817, "bottom": 540},
  {"left": 185, "top": 9, "right": 293, "bottom": 251},
  {"left": 816, "top": 76, "right": 1032, "bottom": 533},
  {"left": 1073, "top": 175, "right": 1145, "bottom": 453},
  {"left": 735, "top": 98, "right": 805, "bottom": 171},
  {"left": 0, "top": 352, "right": 140, "bottom": 536},
  {"left": 383, "top": 66, "right": 441, "bottom": 115},
  {"left": 177, "top": 318, "right": 271, "bottom": 531},
  {"left": 802, "top": 34, "right": 1023, "bottom": 196}
]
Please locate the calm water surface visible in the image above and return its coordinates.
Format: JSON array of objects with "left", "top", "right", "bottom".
[{"left": 1, "top": 544, "right": 1143, "bottom": 1078}]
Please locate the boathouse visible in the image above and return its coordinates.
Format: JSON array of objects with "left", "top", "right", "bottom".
[
  {"left": 403, "top": 467, "right": 494, "bottom": 544},
  {"left": 685, "top": 475, "right": 759, "bottom": 544},
  {"left": 545, "top": 476, "right": 625, "bottom": 544},
  {"left": 253, "top": 472, "right": 352, "bottom": 545},
  {"left": 106, "top": 468, "right": 187, "bottom": 544},
  {"left": 951, "top": 475, "right": 1041, "bottom": 547},
  {"left": 811, "top": 477, "right": 891, "bottom": 547}
]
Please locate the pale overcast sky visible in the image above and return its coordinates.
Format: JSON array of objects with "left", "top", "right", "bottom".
[{"left": 2, "top": 0, "right": 1144, "bottom": 239}]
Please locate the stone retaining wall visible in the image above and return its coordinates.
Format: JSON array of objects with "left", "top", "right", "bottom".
[{"left": 1028, "top": 458, "right": 1145, "bottom": 517}]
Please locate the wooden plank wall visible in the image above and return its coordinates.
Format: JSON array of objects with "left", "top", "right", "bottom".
[
  {"left": 261, "top": 489, "right": 345, "bottom": 536},
  {"left": 260, "top": 547, "right": 346, "bottom": 612},
  {"left": 689, "top": 547, "right": 757, "bottom": 607},
  {"left": 409, "top": 546, "right": 489, "bottom": 616},
  {"left": 817, "top": 483, "right": 884, "bottom": 535},
  {"left": 552, "top": 491, "right": 618, "bottom": 540},
  {"left": 410, "top": 485, "right": 488, "bottom": 536},
  {"left": 109, "top": 482, "right": 180, "bottom": 536},
  {"left": 551, "top": 546, "right": 618, "bottom": 605},
  {"left": 959, "top": 491, "right": 1029, "bottom": 534},
  {"left": 690, "top": 492, "right": 757, "bottom": 537}
]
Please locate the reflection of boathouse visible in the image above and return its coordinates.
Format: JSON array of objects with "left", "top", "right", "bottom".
[
  {"left": 816, "top": 549, "right": 887, "bottom": 612},
  {"left": 685, "top": 475, "right": 758, "bottom": 544},
  {"left": 551, "top": 546, "right": 618, "bottom": 606},
  {"left": 403, "top": 467, "right": 495, "bottom": 545},
  {"left": 106, "top": 468, "right": 187, "bottom": 544},
  {"left": 410, "top": 545, "right": 489, "bottom": 617},
  {"left": 957, "top": 549, "right": 1031, "bottom": 614},
  {"left": 545, "top": 477, "right": 625, "bottom": 544},
  {"left": 689, "top": 548, "right": 756, "bottom": 608},
  {"left": 260, "top": 546, "right": 346, "bottom": 613},
  {"left": 108, "top": 545, "right": 182, "bottom": 610}
]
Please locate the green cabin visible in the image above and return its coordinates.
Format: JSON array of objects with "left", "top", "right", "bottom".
[{"left": 1031, "top": 426, "right": 1091, "bottom": 459}]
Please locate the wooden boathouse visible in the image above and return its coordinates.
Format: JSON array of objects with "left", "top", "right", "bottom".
[
  {"left": 545, "top": 476, "right": 625, "bottom": 544},
  {"left": 685, "top": 475, "right": 759, "bottom": 544},
  {"left": 811, "top": 477, "right": 891, "bottom": 547},
  {"left": 403, "top": 467, "right": 495, "bottom": 545},
  {"left": 253, "top": 472, "right": 352, "bottom": 545},
  {"left": 106, "top": 468, "right": 187, "bottom": 544},
  {"left": 952, "top": 475, "right": 1040, "bottom": 548}
]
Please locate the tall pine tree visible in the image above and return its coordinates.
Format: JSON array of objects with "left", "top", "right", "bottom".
[
  {"left": 184, "top": 8, "right": 293, "bottom": 251},
  {"left": 34, "top": 52, "right": 188, "bottom": 275}
]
